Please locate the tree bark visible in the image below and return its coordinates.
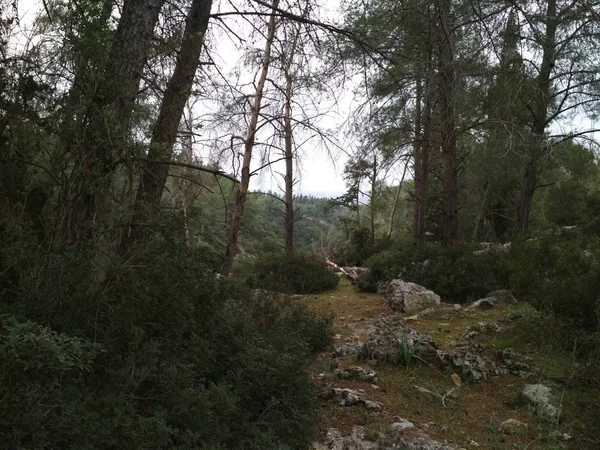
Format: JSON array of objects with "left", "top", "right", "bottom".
[
  {"left": 58, "top": 0, "right": 165, "bottom": 246},
  {"left": 369, "top": 154, "right": 377, "bottom": 246},
  {"left": 221, "top": 0, "right": 279, "bottom": 276},
  {"left": 515, "top": 0, "right": 557, "bottom": 236},
  {"left": 119, "top": 0, "right": 212, "bottom": 253},
  {"left": 388, "top": 160, "right": 408, "bottom": 239},
  {"left": 284, "top": 71, "right": 294, "bottom": 257},
  {"left": 436, "top": 0, "right": 459, "bottom": 249}
]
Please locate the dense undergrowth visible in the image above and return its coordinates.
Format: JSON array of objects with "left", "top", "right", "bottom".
[
  {"left": 357, "top": 230, "right": 600, "bottom": 359},
  {"left": 0, "top": 229, "right": 333, "bottom": 449},
  {"left": 244, "top": 252, "right": 339, "bottom": 295}
]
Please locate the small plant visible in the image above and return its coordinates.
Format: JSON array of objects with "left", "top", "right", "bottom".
[{"left": 400, "top": 334, "right": 414, "bottom": 369}]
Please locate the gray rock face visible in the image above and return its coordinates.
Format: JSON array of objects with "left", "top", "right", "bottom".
[
  {"left": 378, "top": 280, "right": 441, "bottom": 313},
  {"left": 521, "top": 384, "right": 561, "bottom": 423},
  {"left": 359, "top": 315, "right": 439, "bottom": 365}
]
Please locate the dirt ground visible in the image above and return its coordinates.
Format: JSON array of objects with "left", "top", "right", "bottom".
[{"left": 306, "top": 279, "right": 600, "bottom": 450}]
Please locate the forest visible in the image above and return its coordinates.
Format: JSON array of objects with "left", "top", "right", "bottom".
[{"left": 1, "top": 0, "right": 600, "bottom": 448}]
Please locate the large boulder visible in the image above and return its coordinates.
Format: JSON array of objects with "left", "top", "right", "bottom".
[{"left": 378, "top": 280, "right": 441, "bottom": 313}]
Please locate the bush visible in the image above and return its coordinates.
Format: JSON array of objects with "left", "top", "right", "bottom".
[
  {"left": 248, "top": 252, "right": 339, "bottom": 294},
  {"left": 509, "top": 231, "right": 600, "bottom": 331},
  {"left": 359, "top": 242, "right": 509, "bottom": 303},
  {"left": 0, "top": 236, "right": 332, "bottom": 449}
]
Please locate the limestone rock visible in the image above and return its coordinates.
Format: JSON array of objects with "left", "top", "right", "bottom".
[
  {"left": 520, "top": 384, "right": 561, "bottom": 423},
  {"left": 389, "top": 419, "right": 415, "bottom": 433},
  {"left": 318, "top": 426, "right": 459, "bottom": 450},
  {"left": 487, "top": 289, "right": 517, "bottom": 304},
  {"left": 335, "top": 366, "right": 379, "bottom": 383},
  {"left": 469, "top": 297, "right": 497, "bottom": 310},
  {"left": 359, "top": 315, "right": 439, "bottom": 365},
  {"left": 498, "top": 418, "right": 528, "bottom": 435},
  {"left": 335, "top": 340, "right": 363, "bottom": 357},
  {"left": 438, "top": 350, "right": 502, "bottom": 382},
  {"left": 378, "top": 280, "right": 441, "bottom": 313}
]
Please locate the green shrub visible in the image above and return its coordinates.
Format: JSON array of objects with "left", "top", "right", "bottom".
[
  {"left": 0, "top": 236, "right": 331, "bottom": 449},
  {"left": 248, "top": 252, "right": 339, "bottom": 294},
  {"left": 359, "top": 243, "right": 509, "bottom": 303},
  {"left": 508, "top": 231, "right": 600, "bottom": 331}
]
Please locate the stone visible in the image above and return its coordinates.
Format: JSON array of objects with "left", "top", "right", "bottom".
[
  {"left": 389, "top": 419, "right": 415, "bottom": 433},
  {"left": 498, "top": 418, "right": 528, "bottom": 435},
  {"left": 496, "top": 348, "right": 532, "bottom": 378},
  {"left": 335, "top": 366, "right": 379, "bottom": 383},
  {"left": 335, "top": 340, "right": 363, "bottom": 357},
  {"left": 329, "top": 388, "right": 382, "bottom": 410},
  {"left": 323, "top": 427, "right": 377, "bottom": 450},
  {"left": 378, "top": 280, "right": 441, "bottom": 313},
  {"left": 438, "top": 350, "right": 502, "bottom": 382},
  {"left": 469, "top": 297, "right": 497, "bottom": 310},
  {"left": 487, "top": 289, "right": 517, "bottom": 304},
  {"left": 450, "top": 373, "right": 462, "bottom": 387},
  {"left": 359, "top": 315, "right": 439, "bottom": 365},
  {"left": 521, "top": 384, "right": 561, "bottom": 423}
]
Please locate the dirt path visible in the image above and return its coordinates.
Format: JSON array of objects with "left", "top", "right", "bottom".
[{"left": 306, "top": 280, "right": 600, "bottom": 450}]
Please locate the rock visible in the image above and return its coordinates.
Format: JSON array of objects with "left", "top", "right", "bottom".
[
  {"left": 378, "top": 280, "right": 441, "bottom": 313},
  {"left": 498, "top": 418, "right": 528, "bottom": 435},
  {"left": 487, "top": 289, "right": 517, "bottom": 304},
  {"left": 496, "top": 348, "right": 532, "bottom": 378},
  {"left": 363, "top": 399, "right": 382, "bottom": 410},
  {"left": 438, "top": 350, "right": 502, "bottom": 382},
  {"left": 329, "top": 388, "right": 382, "bottom": 410},
  {"left": 335, "top": 366, "right": 379, "bottom": 383},
  {"left": 405, "top": 315, "right": 419, "bottom": 321},
  {"left": 322, "top": 427, "right": 377, "bottom": 450},
  {"left": 335, "top": 340, "right": 363, "bottom": 357},
  {"left": 389, "top": 419, "right": 415, "bottom": 433},
  {"left": 359, "top": 315, "right": 439, "bottom": 365},
  {"left": 333, "top": 388, "right": 362, "bottom": 406},
  {"left": 450, "top": 373, "right": 462, "bottom": 387},
  {"left": 315, "top": 425, "right": 459, "bottom": 450},
  {"left": 469, "top": 297, "right": 497, "bottom": 310},
  {"left": 521, "top": 384, "right": 561, "bottom": 423}
]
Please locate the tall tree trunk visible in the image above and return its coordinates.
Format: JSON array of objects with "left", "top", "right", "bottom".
[
  {"left": 472, "top": 181, "right": 490, "bottom": 242},
  {"left": 515, "top": 0, "right": 557, "bottom": 236},
  {"left": 369, "top": 154, "right": 377, "bottom": 246},
  {"left": 119, "top": 0, "right": 212, "bottom": 253},
  {"left": 221, "top": 0, "right": 279, "bottom": 276},
  {"left": 284, "top": 71, "right": 294, "bottom": 257},
  {"left": 58, "top": 0, "right": 165, "bottom": 246},
  {"left": 436, "top": 0, "right": 458, "bottom": 249},
  {"left": 388, "top": 160, "right": 408, "bottom": 239},
  {"left": 412, "top": 75, "right": 425, "bottom": 245}
]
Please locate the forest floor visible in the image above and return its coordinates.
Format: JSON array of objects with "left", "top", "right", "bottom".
[{"left": 305, "top": 279, "right": 600, "bottom": 450}]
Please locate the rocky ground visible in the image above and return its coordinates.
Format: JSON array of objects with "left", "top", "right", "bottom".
[{"left": 305, "top": 279, "right": 600, "bottom": 450}]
